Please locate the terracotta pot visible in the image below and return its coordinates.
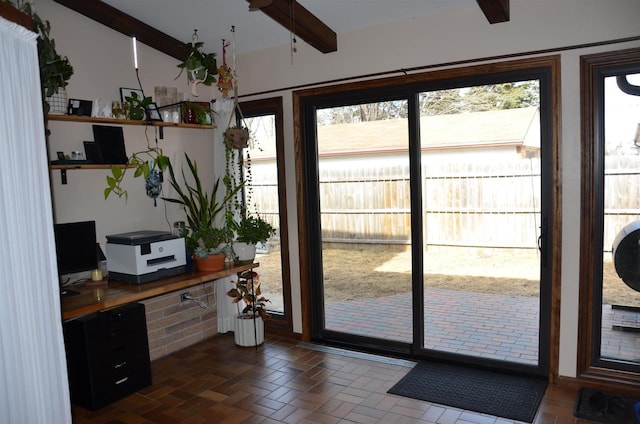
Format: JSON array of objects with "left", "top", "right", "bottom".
[
  {"left": 234, "top": 314, "right": 264, "bottom": 347},
  {"left": 193, "top": 253, "right": 225, "bottom": 271}
]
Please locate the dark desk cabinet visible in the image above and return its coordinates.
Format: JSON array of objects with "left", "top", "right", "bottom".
[{"left": 63, "top": 302, "right": 152, "bottom": 410}]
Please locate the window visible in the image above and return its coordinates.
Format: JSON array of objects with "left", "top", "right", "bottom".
[
  {"left": 579, "top": 47, "right": 640, "bottom": 379},
  {"left": 240, "top": 97, "right": 292, "bottom": 332}
]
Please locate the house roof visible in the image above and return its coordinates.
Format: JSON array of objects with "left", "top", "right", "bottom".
[{"left": 251, "top": 106, "right": 539, "bottom": 159}]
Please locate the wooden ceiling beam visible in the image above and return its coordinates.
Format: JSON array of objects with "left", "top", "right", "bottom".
[
  {"left": 53, "top": 0, "right": 190, "bottom": 61},
  {"left": 246, "top": 0, "right": 337, "bottom": 53},
  {"left": 476, "top": 0, "right": 510, "bottom": 24},
  {"left": 0, "top": 2, "right": 33, "bottom": 30}
]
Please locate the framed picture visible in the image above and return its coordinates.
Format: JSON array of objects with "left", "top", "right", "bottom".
[
  {"left": 120, "top": 87, "right": 144, "bottom": 104},
  {"left": 146, "top": 102, "right": 162, "bottom": 122}
]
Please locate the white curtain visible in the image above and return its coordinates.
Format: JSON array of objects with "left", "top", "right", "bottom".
[{"left": 0, "top": 17, "right": 72, "bottom": 423}]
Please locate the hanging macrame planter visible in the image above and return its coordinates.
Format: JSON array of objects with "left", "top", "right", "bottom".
[
  {"left": 220, "top": 28, "right": 250, "bottom": 150},
  {"left": 224, "top": 127, "right": 250, "bottom": 149}
]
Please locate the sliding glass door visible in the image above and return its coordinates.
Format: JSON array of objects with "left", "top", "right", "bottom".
[{"left": 301, "top": 61, "right": 556, "bottom": 375}]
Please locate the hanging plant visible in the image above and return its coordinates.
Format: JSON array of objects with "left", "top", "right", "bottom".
[
  {"left": 223, "top": 126, "right": 250, "bottom": 149},
  {"left": 175, "top": 29, "right": 216, "bottom": 97},
  {"left": 104, "top": 127, "right": 170, "bottom": 201},
  {"left": 10, "top": 1, "right": 74, "bottom": 116}
]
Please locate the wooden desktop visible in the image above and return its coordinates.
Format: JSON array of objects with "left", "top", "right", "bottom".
[{"left": 61, "top": 261, "right": 258, "bottom": 320}]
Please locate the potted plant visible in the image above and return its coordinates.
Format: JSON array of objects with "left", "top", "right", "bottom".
[
  {"left": 124, "top": 91, "right": 152, "bottom": 120},
  {"left": 224, "top": 126, "right": 250, "bottom": 149},
  {"left": 162, "top": 153, "right": 243, "bottom": 271},
  {"left": 175, "top": 30, "right": 216, "bottom": 97},
  {"left": 104, "top": 147, "right": 170, "bottom": 201},
  {"left": 11, "top": 1, "right": 74, "bottom": 117},
  {"left": 232, "top": 215, "right": 275, "bottom": 261},
  {"left": 226, "top": 270, "right": 269, "bottom": 346}
]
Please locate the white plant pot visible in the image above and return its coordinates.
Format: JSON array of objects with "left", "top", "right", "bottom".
[
  {"left": 234, "top": 314, "right": 264, "bottom": 347},
  {"left": 234, "top": 242, "right": 256, "bottom": 261},
  {"left": 46, "top": 87, "right": 67, "bottom": 114}
]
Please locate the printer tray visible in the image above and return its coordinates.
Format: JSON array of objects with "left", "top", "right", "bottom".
[{"left": 109, "top": 265, "right": 186, "bottom": 284}]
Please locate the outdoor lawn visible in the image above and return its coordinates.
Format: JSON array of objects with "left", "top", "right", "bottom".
[{"left": 257, "top": 246, "right": 640, "bottom": 307}]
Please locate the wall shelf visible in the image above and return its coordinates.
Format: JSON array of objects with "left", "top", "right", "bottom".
[
  {"left": 47, "top": 114, "right": 216, "bottom": 129},
  {"left": 49, "top": 164, "right": 134, "bottom": 170}
]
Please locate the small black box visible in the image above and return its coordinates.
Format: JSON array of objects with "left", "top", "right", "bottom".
[{"left": 68, "top": 99, "right": 93, "bottom": 116}]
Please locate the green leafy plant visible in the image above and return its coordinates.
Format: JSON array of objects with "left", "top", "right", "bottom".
[
  {"left": 162, "top": 153, "right": 243, "bottom": 257},
  {"left": 176, "top": 40, "right": 217, "bottom": 86},
  {"left": 9, "top": 1, "right": 74, "bottom": 115},
  {"left": 104, "top": 138, "right": 170, "bottom": 201},
  {"left": 226, "top": 270, "right": 270, "bottom": 320},
  {"left": 124, "top": 92, "right": 153, "bottom": 120},
  {"left": 233, "top": 215, "right": 275, "bottom": 245}
]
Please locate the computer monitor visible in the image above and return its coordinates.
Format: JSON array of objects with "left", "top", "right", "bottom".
[{"left": 54, "top": 220, "right": 98, "bottom": 276}]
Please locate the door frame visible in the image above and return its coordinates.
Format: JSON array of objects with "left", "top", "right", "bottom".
[{"left": 294, "top": 55, "right": 562, "bottom": 382}]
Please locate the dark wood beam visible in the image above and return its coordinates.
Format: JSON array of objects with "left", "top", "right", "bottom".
[
  {"left": 246, "top": 0, "right": 337, "bottom": 53},
  {"left": 0, "top": 2, "right": 33, "bottom": 30},
  {"left": 53, "top": 0, "right": 190, "bottom": 61},
  {"left": 476, "top": 0, "right": 510, "bottom": 24}
]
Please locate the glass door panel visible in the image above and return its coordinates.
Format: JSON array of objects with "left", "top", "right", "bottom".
[
  {"left": 244, "top": 114, "right": 284, "bottom": 314},
  {"left": 317, "top": 101, "right": 412, "bottom": 343},
  {"left": 599, "top": 73, "right": 640, "bottom": 366},
  {"left": 419, "top": 82, "right": 542, "bottom": 366}
]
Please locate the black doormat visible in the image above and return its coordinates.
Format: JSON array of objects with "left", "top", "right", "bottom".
[
  {"left": 574, "top": 388, "right": 639, "bottom": 423},
  {"left": 387, "top": 361, "right": 547, "bottom": 422}
]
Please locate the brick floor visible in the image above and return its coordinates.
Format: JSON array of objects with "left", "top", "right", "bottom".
[{"left": 325, "top": 288, "right": 639, "bottom": 365}]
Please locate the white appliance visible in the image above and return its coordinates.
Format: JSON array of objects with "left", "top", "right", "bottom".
[{"left": 106, "top": 230, "right": 186, "bottom": 284}]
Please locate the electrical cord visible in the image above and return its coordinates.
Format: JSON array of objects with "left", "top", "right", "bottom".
[{"left": 183, "top": 294, "right": 208, "bottom": 309}]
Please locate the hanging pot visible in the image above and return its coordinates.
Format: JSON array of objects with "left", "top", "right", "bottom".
[
  {"left": 193, "top": 253, "right": 225, "bottom": 272},
  {"left": 46, "top": 87, "right": 67, "bottom": 114},
  {"left": 224, "top": 128, "right": 249, "bottom": 149},
  {"left": 234, "top": 313, "right": 264, "bottom": 347}
]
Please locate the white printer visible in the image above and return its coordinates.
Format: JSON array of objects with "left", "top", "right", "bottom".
[{"left": 106, "top": 230, "right": 186, "bottom": 284}]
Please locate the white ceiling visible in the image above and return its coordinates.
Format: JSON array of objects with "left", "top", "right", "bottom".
[{"left": 100, "top": 0, "right": 476, "bottom": 55}]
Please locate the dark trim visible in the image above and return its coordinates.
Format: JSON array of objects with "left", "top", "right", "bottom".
[
  {"left": 476, "top": 0, "right": 510, "bottom": 24},
  {"left": 239, "top": 97, "right": 293, "bottom": 335},
  {"left": 245, "top": 0, "right": 336, "bottom": 54},
  {"left": 578, "top": 47, "right": 640, "bottom": 388},
  {"left": 0, "top": 2, "right": 33, "bottom": 30},
  {"left": 294, "top": 55, "right": 561, "bottom": 381},
  {"left": 53, "top": 0, "right": 190, "bottom": 61}
]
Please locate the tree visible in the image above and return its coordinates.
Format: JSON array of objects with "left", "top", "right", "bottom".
[{"left": 318, "top": 80, "right": 540, "bottom": 125}]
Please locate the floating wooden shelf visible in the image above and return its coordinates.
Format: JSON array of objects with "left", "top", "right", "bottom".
[
  {"left": 49, "top": 163, "right": 134, "bottom": 170},
  {"left": 47, "top": 114, "right": 215, "bottom": 129}
]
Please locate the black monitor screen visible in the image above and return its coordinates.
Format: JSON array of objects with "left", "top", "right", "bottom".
[{"left": 54, "top": 221, "right": 97, "bottom": 275}]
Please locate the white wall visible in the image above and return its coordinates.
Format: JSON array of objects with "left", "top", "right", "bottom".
[
  {"left": 37, "top": 0, "right": 222, "bottom": 247},
  {"left": 234, "top": 0, "right": 640, "bottom": 378},
  {"left": 37, "top": 0, "right": 640, "bottom": 380}
]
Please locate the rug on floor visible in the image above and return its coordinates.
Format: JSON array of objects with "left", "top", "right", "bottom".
[
  {"left": 387, "top": 361, "right": 547, "bottom": 422},
  {"left": 574, "top": 387, "right": 640, "bottom": 424}
]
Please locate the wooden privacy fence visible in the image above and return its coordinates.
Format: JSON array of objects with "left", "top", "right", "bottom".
[{"left": 250, "top": 155, "right": 640, "bottom": 251}]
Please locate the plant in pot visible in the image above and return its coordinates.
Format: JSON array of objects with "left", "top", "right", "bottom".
[
  {"left": 104, "top": 144, "right": 169, "bottom": 201},
  {"left": 175, "top": 30, "right": 216, "bottom": 97},
  {"left": 124, "top": 91, "right": 153, "bottom": 120},
  {"left": 226, "top": 270, "right": 269, "bottom": 346},
  {"left": 10, "top": 1, "right": 74, "bottom": 118},
  {"left": 232, "top": 215, "right": 275, "bottom": 262},
  {"left": 224, "top": 126, "right": 250, "bottom": 149},
  {"left": 162, "top": 153, "right": 243, "bottom": 271}
]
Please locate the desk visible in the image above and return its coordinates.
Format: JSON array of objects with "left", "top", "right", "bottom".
[{"left": 61, "top": 261, "right": 257, "bottom": 320}]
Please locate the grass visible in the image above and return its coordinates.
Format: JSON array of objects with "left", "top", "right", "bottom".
[{"left": 257, "top": 246, "right": 640, "bottom": 307}]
